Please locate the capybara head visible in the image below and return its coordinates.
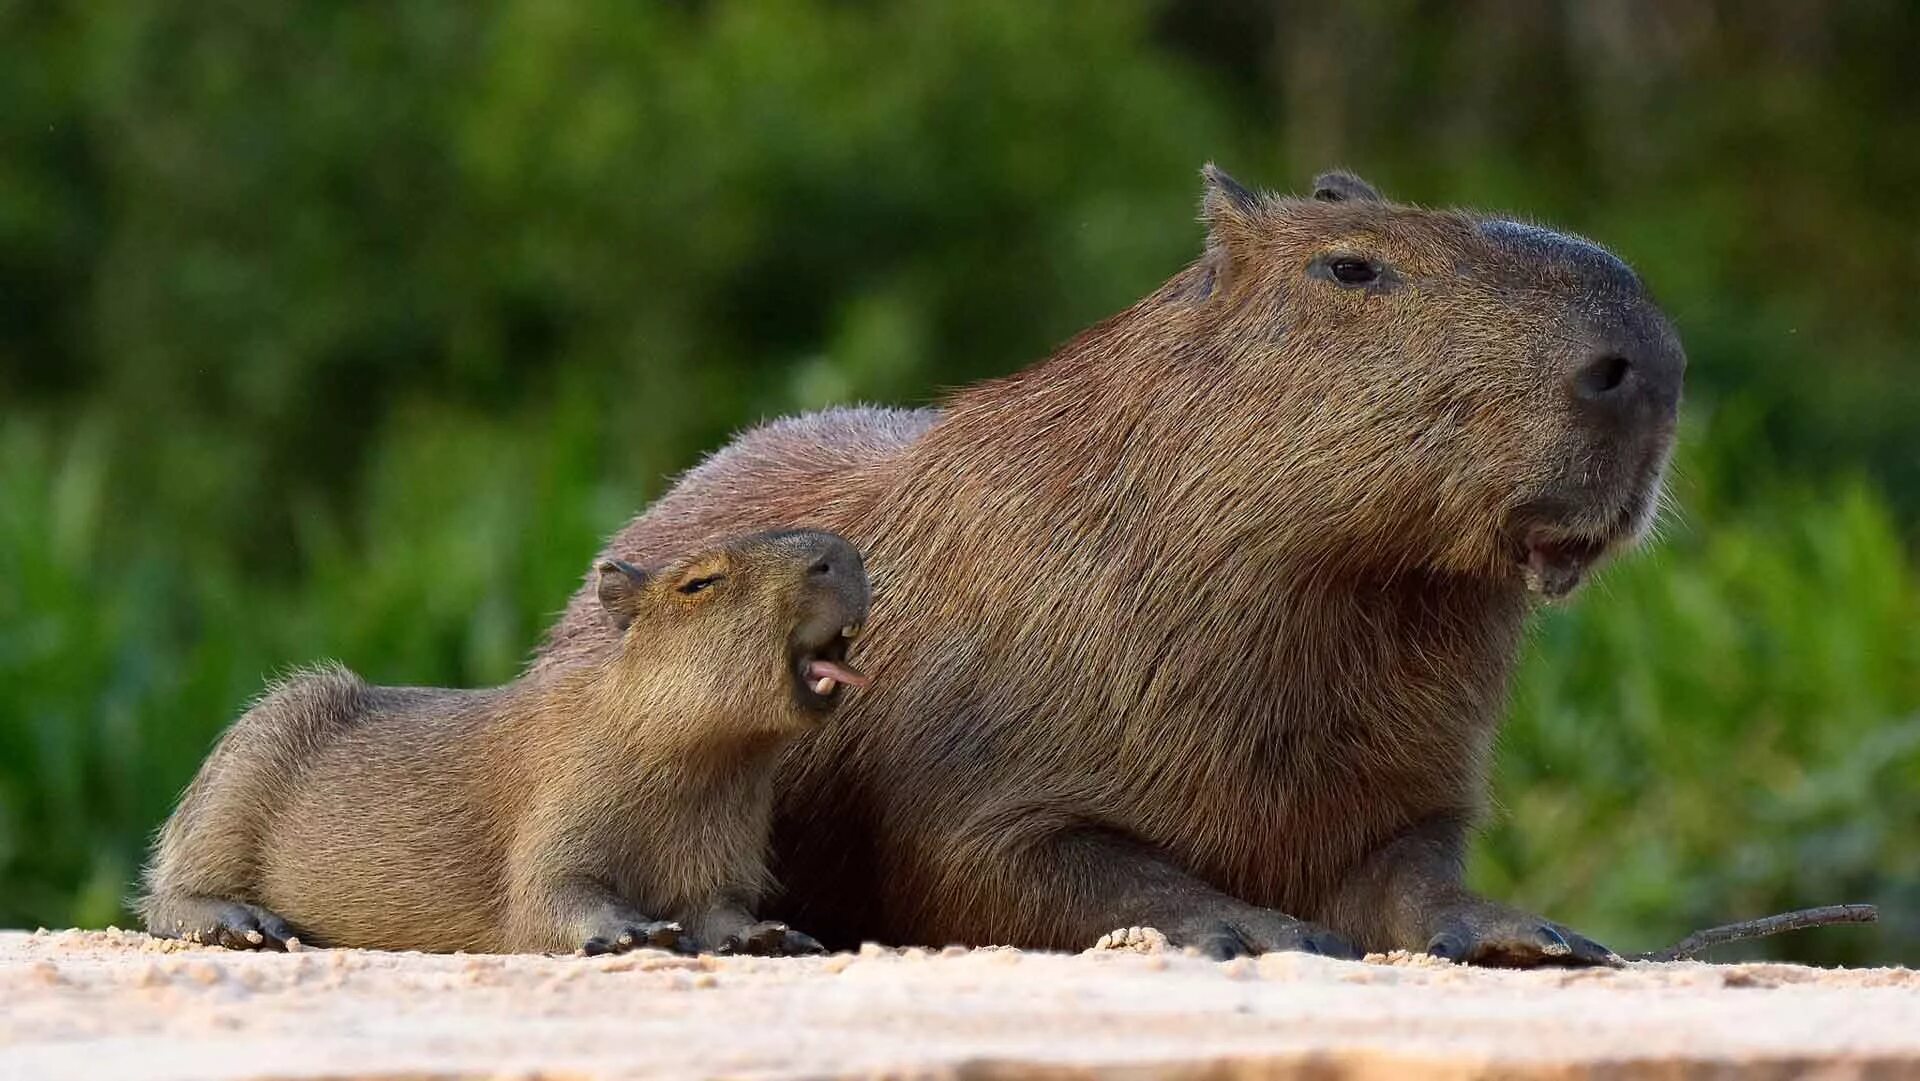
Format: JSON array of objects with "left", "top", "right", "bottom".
[
  {"left": 595, "top": 529, "right": 871, "bottom": 728},
  {"left": 1161, "top": 165, "right": 1684, "bottom": 597}
]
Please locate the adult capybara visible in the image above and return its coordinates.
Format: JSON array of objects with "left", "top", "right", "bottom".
[
  {"left": 536, "top": 166, "right": 1683, "bottom": 965},
  {"left": 141, "top": 530, "right": 871, "bottom": 955}
]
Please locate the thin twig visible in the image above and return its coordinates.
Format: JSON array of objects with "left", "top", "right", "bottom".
[{"left": 1632, "top": 904, "right": 1878, "bottom": 962}]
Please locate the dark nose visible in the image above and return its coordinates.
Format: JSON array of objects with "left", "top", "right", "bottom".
[
  {"left": 806, "top": 538, "right": 858, "bottom": 582},
  {"left": 1565, "top": 324, "right": 1684, "bottom": 426},
  {"left": 803, "top": 535, "right": 870, "bottom": 607},
  {"left": 1571, "top": 353, "right": 1631, "bottom": 399}
]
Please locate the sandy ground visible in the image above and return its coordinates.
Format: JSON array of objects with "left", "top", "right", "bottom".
[{"left": 3, "top": 929, "right": 1918, "bottom": 1081}]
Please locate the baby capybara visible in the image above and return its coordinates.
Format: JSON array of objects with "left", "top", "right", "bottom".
[
  {"left": 537, "top": 166, "right": 1684, "bottom": 966},
  {"left": 141, "top": 530, "right": 871, "bottom": 955}
]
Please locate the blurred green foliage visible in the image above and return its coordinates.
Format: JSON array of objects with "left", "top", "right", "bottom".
[{"left": 1, "top": 2, "right": 1914, "bottom": 964}]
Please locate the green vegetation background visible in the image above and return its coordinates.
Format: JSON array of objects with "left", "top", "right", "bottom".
[{"left": 3, "top": 2, "right": 1916, "bottom": 965}]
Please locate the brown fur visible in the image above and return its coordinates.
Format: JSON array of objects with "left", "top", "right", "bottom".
[
  {"left": 537, "top": 166, "right": 1685, "bottom": 964},
  {"left": 141, "top": 530, "right": 870, "bottom": 954}
]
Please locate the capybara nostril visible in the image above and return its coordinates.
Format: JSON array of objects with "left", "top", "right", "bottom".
[
  {"left": 808, "top": 547, "right": 839, "bottom": 578},
  {"left": 804, "top": 536, "right": 864, "bottom": 589},
  {"left": 1573, "top": 353, "right": 1632, "bottom": 400}
]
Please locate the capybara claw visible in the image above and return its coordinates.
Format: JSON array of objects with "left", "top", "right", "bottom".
[
  {"left": 152, "top": 897, "right": 298, "bottom": 952},
  {"left": 716, "top": 920, "right": 822, "bottom": 957},
  {"left": 1424, "top": 903, "right": 1619, "bottom": 968},
  {"left": 781, "top": 928, "right": 827, "bottom": 955},
  {"left": 582, "top": 919, "right": 687, "bottom": 956},
  {"left": 1298, "top": 928, "right": 1364, "bottom": 960},
  {"left": 640, "top": 919, "right": 689, "bottom": 951},
  {"left": 1164, "top": 909, "right": 1358, "bottom": 961}
]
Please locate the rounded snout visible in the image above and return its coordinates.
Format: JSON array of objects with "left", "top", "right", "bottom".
[
  {"left": 1563, "top": 320, "right": 1684, "bottom": 430},
  {"left": 783, "top": 531, "right": 872, "bottom": 658},
  {"left": 782, "top": 531, "right": 873, "bottom": 709},
  {"left": 800, "top": 534, "right": 870, "bottom": 623}
]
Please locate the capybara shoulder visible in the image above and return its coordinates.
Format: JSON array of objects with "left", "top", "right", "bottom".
[{"left": 253, "top": 662, "right": 366, "bottom": 736}]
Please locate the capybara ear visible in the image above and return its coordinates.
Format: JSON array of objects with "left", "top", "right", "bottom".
[
  {"left": 596, "top": 559, "right": 650, "bottom": 631},
  {"left": 1199, "top": 163, "right": 1266, "bottom": 295},
  {"left": 1202, "top": 162, "right": 1263, "bottom": 222},
  {"left": 1311, "top": 170, "right": 1384, "bottom": 203}
]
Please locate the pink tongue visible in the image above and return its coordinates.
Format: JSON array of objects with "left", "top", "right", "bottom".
[{"left": 805, "top": 658, "right": 870, "bottom": 689}]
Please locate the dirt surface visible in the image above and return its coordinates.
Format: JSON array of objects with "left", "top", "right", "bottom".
[{"left": 3, "top": 928, "right": 1917, "bottom": 1080}]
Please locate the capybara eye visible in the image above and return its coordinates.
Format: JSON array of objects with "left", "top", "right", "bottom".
[
  {"left": 678, "top": 574, "right": 725, "bottom": 595},
  {"left": 1329, "top": 257, "right": 1380, "bottom": 286}
]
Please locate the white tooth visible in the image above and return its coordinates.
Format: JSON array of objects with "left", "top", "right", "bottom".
[
  {"left": 841, "top": 624, "right": 860, "bottom": 638},
  {"left": 812, "top": 676, "right": 836, "bottom": 695}
]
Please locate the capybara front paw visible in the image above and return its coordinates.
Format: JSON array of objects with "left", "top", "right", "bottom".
[
  {"left": 152, "top": 898, "right": 302, "bottom": 951},
  {"left": 1423, "top": 902, "right": 1620, "bottom": 968},
  {"left": 1163, "top": 908, "right": 1360, "bottom": 962},
  {"left": 581, "top": 919, "right": 690, "bottom": 956},
  {"left": 715, "top": 920, "right": 825, "bottom": 957}
]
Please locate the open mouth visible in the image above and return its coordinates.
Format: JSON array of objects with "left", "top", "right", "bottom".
[
  {"left": 792, "top": 622, "right": 870, "bottom": 709},
  {"left": 1511, "top": 446, "right": 1670, "bottom": 599},
  {"left": 1517, "top": 528, "right": 1611, "bottom": 598},
  {"left": 1512, "top": 500, "right": 1643, "bottom": 599}
]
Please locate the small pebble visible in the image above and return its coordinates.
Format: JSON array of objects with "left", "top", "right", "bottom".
[{"left": 1089, "top": 926, "right": 1171, "bottom": 954}]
